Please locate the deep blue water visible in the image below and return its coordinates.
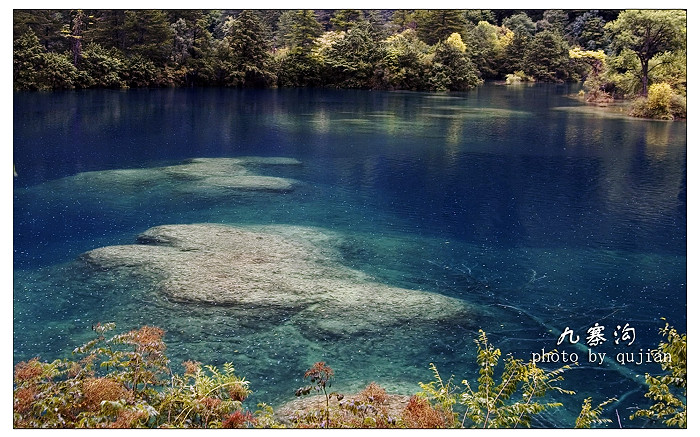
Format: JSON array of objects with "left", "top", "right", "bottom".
[{"left": 13, "top": 84, "right": 686, "bottom": 427}]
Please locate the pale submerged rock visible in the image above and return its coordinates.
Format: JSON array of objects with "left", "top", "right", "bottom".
[
  {"left": 41, "top": 157, "right": 299, "bottom": 195},
  {"left": 80, "top": 224, "right": 471, "bottom": 336}
]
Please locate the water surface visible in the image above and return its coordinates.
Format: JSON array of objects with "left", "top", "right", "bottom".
[{"left": 13, "top": 84, "right": 686, "bottom": 427}]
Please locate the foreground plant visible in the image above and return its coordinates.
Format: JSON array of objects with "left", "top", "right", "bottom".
[
  {"left": 630, "top": 321, "right": 686, "bottom": 428},
  {"left": 417, "top": 330, "right": 574, "bottom": 428},
  {"left": 295, "top": 361, "right": 339, "bottom": 428},
  {"left": 575, "top": 397, "right": 617, "bottom": 428},
  {"left": 13, "top": 323, "right": 256, "bottom": 428}
]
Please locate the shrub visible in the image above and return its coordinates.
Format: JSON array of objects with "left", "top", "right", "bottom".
[
  {"left": 628, "top": 83, "right": 686, "bottom": 120},
  {"left": 630, "top": 321, "right": 686, "bottom": 428},
  {"left": 505, "top": 70, "right": 535, "bottom": 85},
  {"left": 13, "top": 323, "right": 255, "bottom": 429},
  {"left": 402, "top": 395, "right": 450, "bottom": 428}
]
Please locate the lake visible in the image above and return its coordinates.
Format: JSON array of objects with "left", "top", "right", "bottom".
[{"left": 13, "top": 83, "right": 686, "bottom": 427}]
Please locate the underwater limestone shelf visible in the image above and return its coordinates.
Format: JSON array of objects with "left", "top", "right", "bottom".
[
  {"left": 79, "top": 224, "right": 473, "bottom": 337},
  {"left": 48, "top": 157, "right": 301, "bottom": 195}
]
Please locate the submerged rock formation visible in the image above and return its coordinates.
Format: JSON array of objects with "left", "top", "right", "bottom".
[
  {"left": 45, "top": 157, "right": 301, "bottom": 196},
  {"left": 80, "top": 223, "right": 472, "bottom": 337}
]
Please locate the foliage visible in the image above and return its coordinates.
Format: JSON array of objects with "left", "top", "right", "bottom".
[
  {"left": 575, "top": 397, "right": 616, "bottom": 428},
  {"left": 505, "top": 71, "right": 534, "bottom": 85},
  {"left": 40, "top": 51, "right": 79, "bottom": 90},
  {"left": 402, "top": 395, "right": 451, "bottom": 428},
  {"left": 378, "top": 29, "right": 430, "bottom": 90},
  {"left": 295, "top": 361, "right": 338, "bottom": 428},
  {"left": 317, "top": 21, "right": 381, "bottom": 88},
  {"left": 605, "top": 10, "right": 686, "bottom": 96},
  {"left": 536, "top": 10, "right": 569, "bottom": 34},
  {"left": 567, "top": 10, "right": 609, "bottom": 51},
  {"left": 13, "top": 323, "right": 256, "bottom": 429},
  {"left": 429, "top": 40, "right": 482, "bottom": 91},
  {"left": 413, "top": 10, "right": 467, "bottom": 46},
  {"left": 416, "top": 363, "right": 459, "bottom": 427},
  {"left": 522, "top": 30, "right": 572, "bottom": 82},
  {"left": 225, "top": 10, "right": 276, "bottom": 87},
  {"left": 467, "top": 21, "right": 512, "bottom": 79},
  {"left": 458, "top": 330, "right": 574, "bottom": 428},
  {"left": 628, "top": 82, "right": 686, "bottom": 120},
  {"left": 630, "top": 322, "right": 687, "bottom": 427},
  {"left": 11, "top": 9, "right": 686, "bottom": 97},
  {"left": 503, "top": 12, "right": 536, "bottom": 38},
  {"left": 13, "top": 30, "right": 46, "bottom": 90}
]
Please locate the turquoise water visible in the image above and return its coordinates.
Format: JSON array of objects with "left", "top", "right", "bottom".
[{"left": 14, "top": 84, "right": 686, "bottom": 427}]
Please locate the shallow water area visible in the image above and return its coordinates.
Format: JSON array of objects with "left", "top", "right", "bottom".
[{"left": 14, "top": 84, "right": 686, "bottom": 427}]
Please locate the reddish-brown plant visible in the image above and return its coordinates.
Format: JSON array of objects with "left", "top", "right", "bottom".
[
  {"left": 128, "top": 326, "right": 166, "bottom": 352},
  {"left": 82, "top": 377, "right": 131, "bottom": 411},
  {"left": 401, "top": 395, "right": 449, "bottom": 428},
  {"left": 228, "top": 382, "right": 249, "bottom": 402},
  {"left": 13, "top": 386, "right": 38, "bottom": 415},
  {"left": 107, "top": 409, "right": 148, "bottom": 428},
  {"left": 304, "top": 361, "right": 334, "bottom": 385},
  {"left": 182, "top": 360, "right": 201, "bottom": 376},
  {"left": 200, "top": 396, "right": 222, "bottom": 410},
  {"left": 221, "top": 410, "right": 256, "bottom": 429},
  {"left": 14, "top": 358, "right": 43, "bottom": 383},
  {"left": 357, "top": 382, "right": 389, "bottom": 405}
]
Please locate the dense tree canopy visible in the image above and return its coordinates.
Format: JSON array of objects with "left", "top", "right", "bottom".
[
  {"left": 12, "top": 8, "right": 686, "bottom": 101},
  {"left": 605, "top": 10, "right": 686, "bottom": 95}
]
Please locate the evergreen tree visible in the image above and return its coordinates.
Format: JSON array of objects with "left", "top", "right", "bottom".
[
  {"left": 501, "top": 13, "right": 536, "bottom": 73},
  {"left": 226, "top": 10, "right": 276, "bottom": 87},
  {"left": 13, "top": 10, "right": 68, "bottom": 52},
  {"left": 536, "top": 10, "right": 569, "bottom": 34},
  {"left": 378, "top": 29, "right": 430, "bottom": 90},
  {"left": 319, "top": 20, "right": 380, "bottom": 88},
  {"left": 429, "top": 33, "right": 482, "bottom": 91},
  {"left": 390, "top": 10, "right": 416, "bottom": 32},
  {"left": 122, "top": 10, "right": 173, "bottom": 65},
  {"left": 567, "top": 10, "right": 608, "bottom": 51},
  {"left": 523, "top": 30, "right": 572, "bottom": 82},
  {"left": 13, "top": 30, "right": 46, "bottom": 90},
  {"left": 330, "top": 9, "right": 363, "bottom": 31},
  {"left": 414, "top": 10, "right": 466, "bottom": 45}
]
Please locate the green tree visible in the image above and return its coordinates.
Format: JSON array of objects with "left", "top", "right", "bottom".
[
  {"left": 523, "top": 30, "right": 572, "bottom": 82},
  {"left": 536, "top": 10, "right": 568, "bottom": 34},
  {"left": 76, "top": 42, "right": 127, "bottom": 88},
  {"left": 275, "top": 10, "right": 323, "bottom": 87},
  {"left": 318, "top": 20, "right": 380, "bottom": 88},
  {"left": 414, "top": 10, "right": 466, "bottom": 45},
  {"left": 567, "top": 10, "right": 609, "bottom": 51},
  {"left": 467, "top": 21, "right": 512, "bottom": 79},
  {"left": 122, "top": 10, "right": 173, "bottom": 65},
  {"left": 378, "top": 29, "right": 430, "bottom": 90},
  {"left": 605, "top": 10, "right": 686, "bottom": 96},
  {"left": 225, "top": 10, "right": 276, "bottom": 87},
  {"left": 330, "top": 9, "right": 363, "bottom": 31},
  {"left": 13, "top": 10, "right": 68, "bottom": 52},
  {"left": 279, "top": 10, "right": 322, "bottom": 50},
  {"left": 501, "top": 13, "right": 536, "bottom": 74},
  {"left": 503, "top": 12, "right": 536, "bottom": 38},
  {"left": 390, "top": 10, "right": 416, "bottom": 32},
  {"left": 13, "top": 30, "right": 45, "bottom": 90},
  {"left": 464, "top": 10, "right": 496, "bottom": 25},
  {"left": 428, "top": 33, "right": 482, "bottom": 91},
  {"left": 39, "top": 52, "right": 78, "bottom": 89}
]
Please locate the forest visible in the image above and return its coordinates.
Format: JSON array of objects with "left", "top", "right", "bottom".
[{"left": 13, "top": 9, "right": 686, "bottom": 118}]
